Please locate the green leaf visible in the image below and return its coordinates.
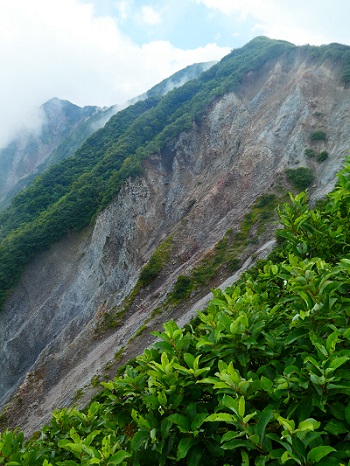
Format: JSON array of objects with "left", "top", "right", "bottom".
[
  {"left": 88, "top": 402, "right": 102, "bottom": 417},
  {"left": 84, "top": 430, "right": 101, "bottom": 446},
  {"left": 307, "top": 446, "right": 336, "bottom": 463},
  {"left": 324, "top": 419, "right": 348, "bottom": 435},
  {"left": 153, "top": 341, "right": 174, "bottom": 352},
  {"left": 243, "top": 412, "right": 257, "bottom": 424},
  {"left": 241, "top": 450, "right": 249, "bottom": 465},
  {"left": 325, "top": 331, "right": 339, "bottom": 355},
  {"left": 238, "top": 396, "right": 245, "bottom": 418},
  {"left": 281, "top": 450, "right": 302, "bottom": 464},
  {"left": 184, "top": 353, "right": 195, "bottom": 369},
  {"left": 297, "top": 418, "right": 320, "bottom": 432},
  {"left": 222, "top": 395, "right": 239, "bottom": 416},
  {"left": 329, "top": 355, "right": 350, "bottom": 370},
  {"left": 260, "top": 376, "right": 273, "bottom": 392},
  {"left": 69, "top": 426, "right": 81, "bottom": 444},
  {"left": 256, "top": 407, "right": 274, "bottom": 443},
  {"left": 167, "top": 413, "right": 190, "bottom": 432},
  {"left": 222, "top": 430, "right": 246, "bottom": 442},
  {"left": 191, "top": 413, "right": 208, "bottom": 430},
  {"left": 108, "top": 450, "right": 131, "bottom": 465},
  {"left": 221, "top": 439, "right": 254, "bottom": 450},
  {"left": 187, "top": 445, "right": 203, "bottom": 466},
  {"left": 62, "top": 442, "right": 84, "bottom": 454},
  {"left": 161, "top": 417, "right": 172, "bottom": 438},
  {"left": 86, "top": 459, "right": 100, "bottom": 465},
  {"left": 255, "top": 456, "right": 268, "bottom": 466},
  {"left": 329, "top": 401, "right": 346, "bottom": 421},
  {"left": 130, "top": 430, "right": 150, "bottom": 451},
  {"left": 249, "top": 434, "right": 260, "bottom": 444},
  {"left": 290, "top": 436, "right": 306, "bottom": 461},
  {"left": 177, "top": 437, "right": 196, "bottom": 460},
  {"left": 205, "top": 413, "right": 238, "bottom": 424},
  {"left": 203, "top": 437, "right": 224, "bottom": 458},
  {"left": 276, "top": 415, "right": 295, "bottom": 433},
  {"left": 269, "top": 448, "right": 285, "bottom": 459}
]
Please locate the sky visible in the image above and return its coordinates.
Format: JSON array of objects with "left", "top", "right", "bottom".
[{"left": 1, "top": 0, "right": 350, "bottom": 148}]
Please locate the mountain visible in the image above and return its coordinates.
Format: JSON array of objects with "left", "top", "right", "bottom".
[
  {"left": 1, "top": 36, "right": 350, "bottom": 435},
  {"left": 0, "top": 99, "right": 112, "bottom": 209},
  {"left": 0, "top": 62, "right": 213, "bottom": 210}
]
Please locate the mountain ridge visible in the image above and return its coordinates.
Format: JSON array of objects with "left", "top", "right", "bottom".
[{"left": 0, "top": 61, "right": 213, "bottom": 210}]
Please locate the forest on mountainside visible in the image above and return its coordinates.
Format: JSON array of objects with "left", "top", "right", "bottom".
[{"left": 1, "top": 160, "right": 350, "bottom": 464}]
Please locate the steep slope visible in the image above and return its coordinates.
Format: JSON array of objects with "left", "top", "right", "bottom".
[{"left": 1, "top": 37, "right": 350, "bottom": 434}]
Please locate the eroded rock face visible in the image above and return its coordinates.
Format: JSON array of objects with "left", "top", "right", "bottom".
[{"left": 1, "top": 51, "right": 350, "bottom": 432}]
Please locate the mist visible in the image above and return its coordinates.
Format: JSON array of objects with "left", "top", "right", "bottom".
[{"left": 0, "top": 0, "right": 229, "bottom": 150}]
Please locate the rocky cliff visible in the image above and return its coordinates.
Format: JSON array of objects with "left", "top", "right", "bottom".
[{"left": 1, "top": 40, "right": 350, "bottom": 434}]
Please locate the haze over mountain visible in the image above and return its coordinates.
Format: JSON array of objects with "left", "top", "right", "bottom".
[
  {"left": 1, "top": 36, "right": 350, "bottom": 452},
  {"left": 0, "top": 61, "right": 213, "bottom": 210}
]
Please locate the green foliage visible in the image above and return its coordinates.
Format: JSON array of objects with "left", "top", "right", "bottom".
[
  {"left": 343, "top": 64, "right": 350, "bottom": 83},
  {"left": 317, "top": 150, "right": 329, "bottom": 162},
  {"left": 254, "top": 193, "right": 276, "bottom": 208},
  {"left": 300, "top": 41, "right": 350, "bottom": 84},
  {"left": 304, "top": 148, "right": 328, "bottom": 163},
  {"left": 304, "top": 148, "right": 315, "bottom": 158},
  {"left": 310, "top": 130, "right": 327, "bottom": 141},
  {"left": 138, "top": 237, "right": 173, "bottom": 287},
  {"left": 171, "top": 275, "right": 193, "bottom": 301},
  {"left": 3, "top": 161, "right": 350, "bottom": 465},
  {"left": 139, "top": 256, "right": 164, "bottom": 287},
  {"left": 285, "top": 167, "right": 313, "bottom": 190}
]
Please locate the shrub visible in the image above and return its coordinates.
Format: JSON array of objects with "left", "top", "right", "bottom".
[
  {"left": 317, "top": 150, "right": 329, "bottom": 162},
  {"left": 304, "top": 148, "right": 315, "bottom": 157},
  {"left": 138, "top": 237, "right": 173, "bottom": 287},
  {"left": 229, "top": 257, "right": 240, "bottom": 271},
  {"left": 171, "top": 275, "right": 193, "bottom": 301},
  {"left": 310, "top": 130, "right": 327, "bottom": 141},
  {"left": 255, "top": 193, "right": 276, "bottom": 208},
  {"left": 138, "top": 256, "right": 162, "bottom": 286},
  {"left": 285, "top": 167, "right": 313, "bottom": 190}
]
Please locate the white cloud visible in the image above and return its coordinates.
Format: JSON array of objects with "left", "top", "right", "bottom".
[
  {"left": 0, "top": 0, "right": 229, "bottom": 149},
  {"left": 196, "top": 0, "right": 350, "bottom": 46},
  {"left": 114, "top": 0, "right": 132, "bottom": 23},
  {"left": 140, "top": 5, "right": 162, "bottom": 26}
]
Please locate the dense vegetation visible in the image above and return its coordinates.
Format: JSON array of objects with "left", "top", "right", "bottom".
[{"left": 2, "top": 160, "right": 350, "bottom": 464}]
